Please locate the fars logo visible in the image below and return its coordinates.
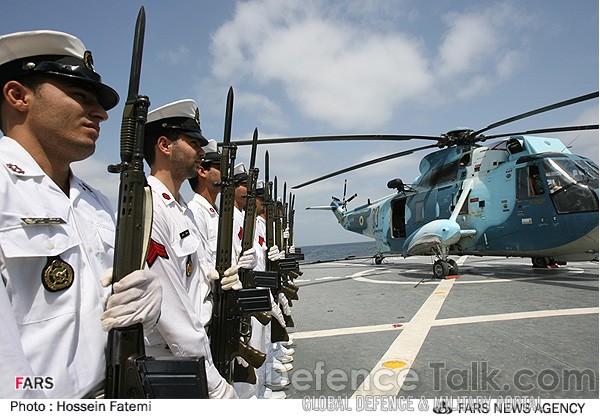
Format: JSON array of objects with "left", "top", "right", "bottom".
[{"left": 15, "top": 376, "right": 54, "bottom": 391}]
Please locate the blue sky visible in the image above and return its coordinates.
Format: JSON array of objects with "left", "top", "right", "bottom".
[{"left": 3, "top": 0, "right": 598, "bottom": 246}]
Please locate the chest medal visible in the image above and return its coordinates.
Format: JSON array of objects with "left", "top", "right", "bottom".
[
  {"left": 186, "top": 254, "right": 193, "bottom": 277},
  {"left": 41, "top": 256, "right": 74, "bottom": 292}
]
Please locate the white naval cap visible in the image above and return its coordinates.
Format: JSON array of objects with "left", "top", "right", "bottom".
[
  {"left": 0, "top": 30, "right": 119, "bottom": 110},
  {"left": 201, "top": 139, "right": 221, "bottom": 165},
  {"left": 145, "top": 99, "right": 208, "bottom": 145},
  {"left": 233, "top": 162, "right": 248, "bottom": 184},
  {"left": 256, "top": 179, "right": 266, "bottom": 197},
  {"left": 202, "top": 139, "right": 218, "bottom": 153}
]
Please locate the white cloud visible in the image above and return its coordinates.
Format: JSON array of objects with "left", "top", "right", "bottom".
[
  {"left": 208, "top": 0, "right": 533, "bottom": 131},
  {"left": 210, "top": 0, "right": 432, "bottom": 130},
  {"left": 158, "top": 45, "right": 192, "bottom": 64},
  {"left": 436, "top": 4, "right": 527, "bottom": 97},
  {"left": 235, "top": 91, "right": 288, "bottom": 129}
]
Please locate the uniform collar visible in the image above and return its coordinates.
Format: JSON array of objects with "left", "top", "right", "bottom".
[
  {"left": 147, "top": 175, "right": 187, "bottom": 208},
  {"left": 0, "top": 136, "right": 47, "bottom": 178},
  {"left": 192, "top": 193, "right": 218, "bottom": 214}
]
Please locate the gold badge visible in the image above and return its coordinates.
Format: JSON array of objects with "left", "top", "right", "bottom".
[
  {"left": 194, "top": 107, "right": 200, "bottom": 125},
  {"left": 83, "top": 50, "right": 95, "bottom": 70},
  {"left": 186, "top": 254, "right": 193, "bottom": 277},
  {"left": 42, "top": 256, "right": 74, "bottom": 292}
]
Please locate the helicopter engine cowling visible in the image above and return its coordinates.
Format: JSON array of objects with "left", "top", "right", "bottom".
[{"left": 403, "top": 219, "right": 462, "bottom": 256}]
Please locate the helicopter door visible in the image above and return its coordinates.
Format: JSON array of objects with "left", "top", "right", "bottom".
[{"left": 390, "top": 196, "right": 407, "bottom": 238}]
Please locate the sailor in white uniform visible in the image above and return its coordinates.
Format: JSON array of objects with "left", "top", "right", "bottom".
[
  {"left": 0, "top": 30, "right": 161, "bottom": 398},
  {"left": 142, "top": 99, "right": 243, "bottom": 398},
  {"left": 187, "top": 140, "right": 221, "bottom": 328}
]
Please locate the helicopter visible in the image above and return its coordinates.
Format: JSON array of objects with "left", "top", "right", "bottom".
[{"left": 229, "top": 91, "right": 599, "bottom": 278}]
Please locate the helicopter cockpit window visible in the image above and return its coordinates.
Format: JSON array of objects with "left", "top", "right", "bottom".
[
  {"left": 418, "top": 159, "right": 460, "bottom": 187},
  {"left": 542, "top": 158, "right": 599, "bottom": 214},
  {"left": 516, "top": 165, "right": 544, "bottom": 198}
]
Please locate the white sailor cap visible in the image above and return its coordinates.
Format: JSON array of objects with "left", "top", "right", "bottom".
[
  {"left": 256, "top": 179, "right": 265, "bottom": 197},
  {"left": 0, "top": 30, "right": 119, "bottom": 110},
  {"left": 201, "top": 139, "right": 221, "bottom": 165},
  {"left": 233, "top": 162, "right": 248, "bottom": 184},
  {"left": 145, "top": 99, "right": 208, "bottom": 145}
]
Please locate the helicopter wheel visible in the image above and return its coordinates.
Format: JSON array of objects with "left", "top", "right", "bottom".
[
  {"left": 532, "top": 256, "right": 550, "bottom": 268},
  {"left": 374, "top": 253, "right": 385, "bottom": 265},
  {"left": 447, "top": 259, "right": 459, "bottom": 275},
  {"left": 433, "top": 259, "right": 449, "bottom": 278}
]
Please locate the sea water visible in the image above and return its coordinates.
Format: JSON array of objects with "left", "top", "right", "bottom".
[{"left": 297, "top": 240, "right": 378, "bottom": 264}]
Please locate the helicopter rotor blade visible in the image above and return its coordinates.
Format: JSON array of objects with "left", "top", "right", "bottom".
[
  {"left": 474, "top": 91, "right": 598, "bottom": 136},
  {"left": 222, "top": 133, "right": 441, "bottom": 147},
  {"left": 483, "top": 124, "right": 599, "bottom": 141},
  {"left": 292, "top": 144, "right": 438, "bottom": 189}
]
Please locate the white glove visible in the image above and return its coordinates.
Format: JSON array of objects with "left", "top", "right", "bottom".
[
  {"left": 289, "top": 245, "right": 295, "bottom": 254},
  {"left": 207, "top": 269, "right": 220, "bottom": 283},
  {"left": 278, "top": 292, "right": 291, "bottom": 316},
  {"left": 270, "top": 294, "right": 286, "bottom": 328},
  {"left": 237, "top": 247, "right": 257, "bottom": 270},
  {"left": 209, "top": 378, "right": 238, "bottom": 399},
  {"left": 279, "top": 250, "right": 285, "bottom": 260},
  {"left": 267, "top": 245, "right": 281, "bottom": 262},
  {"left": 100, "top": 268, "right": 162, "bottom": 332},
  {"left": 236, "top": 356, "right": 249, "bottom": 368},
  {"left": 283, "top": 227, "right": 290, "bottom": 239},
  {"left": 221, "top": 265, "right": 242, "bottom": 291}
]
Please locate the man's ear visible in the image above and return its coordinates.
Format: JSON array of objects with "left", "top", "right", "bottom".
[
  {"left": 3, "top": 81, "right": 31, "bottom": 112},
  {"left": 197, "top": 165, "right": 209, "bottom": 178},
  {"left": 156, "top": 135, "right": 173, "bottom": 156}
]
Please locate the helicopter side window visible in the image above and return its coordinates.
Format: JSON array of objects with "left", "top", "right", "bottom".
[
  {"left": 459, "top": 191, "right": 470, "bottom": 215},
  {"left": 516, "top": 165, "right": 544, "bottom": 198},
  {"left": 414, "top": 200, "right": 425, "bottom": 224},
  {"left": 528, "top": 165, "right": 545, "bottom": 196}
]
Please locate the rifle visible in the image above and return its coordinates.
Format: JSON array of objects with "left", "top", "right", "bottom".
[
  {"left": 264, "top": 170, "right": 295, "bottom": 340},
  {"left": 287, "top": 193, "right": 304, "bottom": 261},
  {"left": 105, "top": 7, "right": 208, "bottom": 399},
  {"left": 210, "top": 90, "right": 271, "bottom": 384},
  {"left": 233, "top": 128, "right": 274, "bottom": 383}
]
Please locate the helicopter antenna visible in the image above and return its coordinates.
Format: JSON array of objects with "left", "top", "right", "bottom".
[{"left": 561, "top": 135, "right": 580, "bottom": 152}]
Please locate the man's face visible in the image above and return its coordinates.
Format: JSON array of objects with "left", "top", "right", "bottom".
[
  {"left": 26, "top": 77, "right": 108, "bottom": 163},
  {"left": 206, "top": 163, "right": 221, "bottom": 189},
  {"left": 256, "top": 196, "right": 265, "bottom": 215},
  {"left": 171, "top": 134, "right": 206, "bottom": 180},
  {"left": 235, "top": 182, "right": 248, "bottom": 209}
]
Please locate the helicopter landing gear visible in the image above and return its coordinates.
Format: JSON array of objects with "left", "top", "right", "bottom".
[
  {"left": 374, "top": 253, "right": 385, "bottom": 265},
  {"left": 433, "top": 259, "right": 449, "bottom": 278},
  {"left": 431, "top": 245, "right": 459, "bottom": 278},
  {"left": 432, "top": 258, "right": 459, "bottom": 278},
  {"left": 531, "top": 256, "right": 556, "bottom": 268},
  {"left": 447, "top": 259, "right": 459, "bottom": 275}
]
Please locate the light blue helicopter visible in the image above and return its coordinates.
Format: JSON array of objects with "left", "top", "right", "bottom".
[{"left": 235, "top": 92, "right": 599, "bottom": 277}]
